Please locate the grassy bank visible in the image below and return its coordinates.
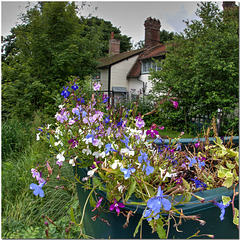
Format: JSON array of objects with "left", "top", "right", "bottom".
[{"left": 1, "top": 117, "right": 83, "bottom": 238}]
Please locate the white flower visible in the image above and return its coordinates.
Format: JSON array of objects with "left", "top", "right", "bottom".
[
  {"left": 120, "top": 148, "right": 135, "bottom": 156},
  {"left": 36, "top": 133, "right": 40, "bottom": 141},
  {"left": 93, "top": 151, "right": 101, "bottom": 158},
  {"left": 54, "top": 140, "right": 63, "bottom": 146},
  {"left": 69, "top": 157, "right": 77, "bottom": 167},
  {"left": 96, "top": 139, "right": 104, "bottom": 149},
  {"left": 79, "top": 129, "right": 84, "bottom": 135},
  {"left": 56, "top": 151, "right": 65, "bottom": 162},
  {"left": 100, "top": 151, "right": 107, "bottom": 158},
  {"left": 111, "top": 160, "right": 123, "bottom": 169},
  {"left": 82, "top": 146, "right": 92, "bottom": 155},
  {"left": 118, "top": 184, "right": 125, "bottom": 193},
  {"left": 46, "top": 124, "right": 51, "bottom": 129},
  {"left": 87, "top": 168, "right": 97, "bottom": 177},
  {"left": 83, "top": 137, "right": 92, "bottom": 144},
  {"left": 159, "top": 168, "right": 177, "bottom": 181},
  {"left": 58, "top": 104, "right": 64, "bottom": 109}
]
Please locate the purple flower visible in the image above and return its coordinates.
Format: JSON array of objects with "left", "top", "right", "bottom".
[
  {"left": 56, "top": 160, "right": 63, "bottom": 166},
  {"left": 109, "top": 199, "right": 125, "bottom": 213},
  {"left": 186, "top": 156, "right": 197, "bottom": 167},
  {"left": 61, "top": 86, "right": 70, "bottom": 98},
  {"left": 135, "top": 116, "right": 145, "bottom": 129},
  {"left": 147, "top": 186, "right": 171, "bottom": 215},
  {"left": 146, "top": 124, "right": 159, "bottom": 138},
  {"left": 214, "top": 201, "right": 231, "bottom": 221},
  {"left": 93, "top": 82, "right": 101, "bottom": 91},
  {"left": 96, "top": 197, "right": 103, "bottom": 208},
  {"left": 30, "top": 181, "right": 46, "bottom": 197},
  {"left": 68, "top": 139, "right": 78, "bottom": 148},
  {"left": 120, "top": 165, "right": 136, "bottom": 179},
  {"left": 195, "top": 142, "right": 200, "bottom": 148}
]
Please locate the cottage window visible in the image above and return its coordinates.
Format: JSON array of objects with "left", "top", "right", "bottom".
[{"left": 141, "top": 60, "right": 162, "bottom": 74}]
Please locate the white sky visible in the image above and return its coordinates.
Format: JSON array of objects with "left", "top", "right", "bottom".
[{"left": 1, "top": 1, "right": 225, "bottom": 44}]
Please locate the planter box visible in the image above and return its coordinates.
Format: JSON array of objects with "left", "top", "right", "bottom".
[
  {"left": 153, "top": 136, "right": 239, "bottom": 147},
  {"left": 74, "top": 166, "right": 239, "bottom": 239}
]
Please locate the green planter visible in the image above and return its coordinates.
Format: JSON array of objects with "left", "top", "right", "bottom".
[{"left": 74, "top": 166, "right": 239, "bottom": 239}]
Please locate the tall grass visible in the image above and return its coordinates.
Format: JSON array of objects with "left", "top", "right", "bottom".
[{"left": 2, "top": 117, "right": 83, "bottom": 239}]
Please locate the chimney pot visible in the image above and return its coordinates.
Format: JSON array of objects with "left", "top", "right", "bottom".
[
  {"left": 109, "top": 32, "right": 120, "bottom": 56},
  {"left": 144, "top": 17, "right": 161, "bottom": 48}
]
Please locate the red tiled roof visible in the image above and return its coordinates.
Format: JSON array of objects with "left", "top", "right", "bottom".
[
  {"left": 127, "top": 44, "right": 168, "bottom": 78},
  {"left": 98, "top": 48, "right": 145, "bottom": 68}
]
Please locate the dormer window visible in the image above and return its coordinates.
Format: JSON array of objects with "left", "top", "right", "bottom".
[{"left": 141, "top": 60, "right": 162, "bottom": 74}]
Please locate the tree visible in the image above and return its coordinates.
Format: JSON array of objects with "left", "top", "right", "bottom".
[
  {"left": 2, "top": 2, "right": 132, "bottom": 119},
  {"left": 79, "top": 16, "right": 132, "bottom": 56},
  {"left": 150, "top": 2, "right": 239, "bottom": 134}
]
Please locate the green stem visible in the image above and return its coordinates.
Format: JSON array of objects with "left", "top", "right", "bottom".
[{"left": 79, "top": 182, "right": 103, "bottom": 226}]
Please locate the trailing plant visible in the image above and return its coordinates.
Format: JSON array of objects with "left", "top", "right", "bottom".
[{"left": 30, "top": 81, "right": 239, "bottom": 238}]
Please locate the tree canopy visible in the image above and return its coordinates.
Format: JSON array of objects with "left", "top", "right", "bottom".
[
  {"left": 2, "top": 1, "right": 132, "bottom": 119},
  {"left": 150, "top": 2, "right": 239, "bottom": 134}
]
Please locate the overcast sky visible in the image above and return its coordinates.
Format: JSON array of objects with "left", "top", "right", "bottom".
[{"left": 1, "top": 1, "right": 224, "bottom": 44}]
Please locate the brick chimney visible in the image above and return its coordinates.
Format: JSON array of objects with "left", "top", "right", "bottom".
[
  {"left": 109, "top": 32, "right": 120, "bottom": 56},
  {"left": 144, "top": 17, "right": 161, "bottom": 48},
  {"left": 222, "top": 1, "right": 237, "bottom": 10}
]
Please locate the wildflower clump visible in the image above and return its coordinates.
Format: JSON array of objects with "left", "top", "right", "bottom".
[{"left": 31, "top": 79, "right": 239, "bottom": 238}]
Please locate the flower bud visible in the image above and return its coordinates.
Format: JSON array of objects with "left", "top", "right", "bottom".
[{"left": 44, "top": 221, "right": 49, "bottom": 227}]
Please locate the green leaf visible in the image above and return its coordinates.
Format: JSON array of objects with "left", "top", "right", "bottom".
[
  {"left": 218, "top": 170, "right": 226, "bottom": 178},
  {"left": 226, "top": 161, "right": 235, "bottom": 169},
  {"left": 222, "top": 196, "right": 231, "bottom": 205},
  {"left": 148, "top": 218, "right": 167, "bottom": 239},
  {"left": 133, "top": 217, "right": 143, "bottom": 237},
  {"left": 182, "top": 178, "right": 190, "bottom": 190},
  {"left": 183, "top": 193, "right": 192, "bottom": 203},
  {"left": 69, "top": 207, "right": 77, "bottom": 224},
  {"left": 222, "top": 177, "right": 233, "bottom": 188},
  {"left": 233, "top": 208, "right": 239, "bottom": 226},
  {"left": 125, "top": 178, "right": 136, "bottom": 202},
  {"left": 89, "top": 194, "right": 97, "bottom": 208}
]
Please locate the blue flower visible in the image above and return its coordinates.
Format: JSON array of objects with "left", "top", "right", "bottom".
[
  {"left": 198, "top": 159, "right": 205, "bottom": 169},
  {"left": 71, "top": 83, "right": 79, "bottom": 91},
  {"left": 82, "top": 111, "right": 87, "bottom": 117},
  {"left": 105, "top": 143, "right": 117, "bottom": 154},
  {"left": 176, "top": 143, "right": 181, "bottom": 151},
  {"left": 104, "top": 116, "right": 110, "bottom": 124},
  {"left": 30, "top": 181, "right": 46, "bottom": 197},
  {"left": 120, "top": 165, "right": 136, "bottom": 179},
  {"left": 191, "top": 177, "right": 207, "bottom": 190},
  {"left": 138, "top": 150, "right": 148, "bottom": 164},
  {"left": 61, "top": 86, "right": 70, "bottom": 98},
  {"left": 143, "top": 209, "right": 159, "bottom": 221},
  {"left": 143, "top": 163, "right": 154, "bottom": 176},
  {"left": 147, "top": 186, "right": 171, "bottom": 215},
  {"left": 214, "top": 201, "right": 231, "bottom": 221},
  {"left": 186, "top": 156, "right": 197, "bottom": 167},
  {"left": 120, "top": 134, "right": 130, "bottom": 148}
]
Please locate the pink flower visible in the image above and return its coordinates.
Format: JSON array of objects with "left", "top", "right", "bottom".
[
  {"left": 171, "top": 100, "right": 178, "bottom": 109},
  {"left": 109, "top": 199, "right": 125, "bottom": 213}
]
